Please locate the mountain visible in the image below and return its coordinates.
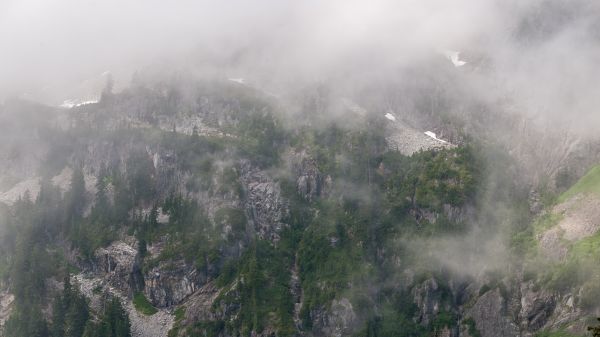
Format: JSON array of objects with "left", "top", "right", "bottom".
[{"left": 0, "top": 72, "right": 599, "bottom": 337}]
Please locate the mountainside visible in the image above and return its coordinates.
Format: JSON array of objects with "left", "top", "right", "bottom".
[{"left": 0, "top": 75, "right": 599, "bottom": 337}]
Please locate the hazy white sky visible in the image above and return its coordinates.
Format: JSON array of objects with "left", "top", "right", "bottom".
[
  {"left": 1, "top": 0, "right": 600, "bottom": 133},
  {"left": 0, "top": 0, "right": 504, "bottom": 102}
]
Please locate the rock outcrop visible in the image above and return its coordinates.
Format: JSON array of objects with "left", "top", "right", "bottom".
[
  {"left": 468, "top": 289, "right": 520, "bottom": 337},
  {"left": 145, "top": 260, "right": 204, "bottom": 308},
  {"left": 0, "top": 291, "right": 14, "bottom": 335},
  {"left": 94, "top": 240, "right": 141, "bottom": 295},
  {"left": 413, "top": 278, "right": 443, "bottom": 326},
  {"left": 287, "top": 150, "right": 332, "bottom": 201},
  {"left": 239, "top": 160, "right": 288, "bottom": 242},
  {"left": 74, "top": 273, "right": 174, "bottom": 337},
  {"left": 175, "top": 282, "right": 221, "bottom": 331},
  {"left": 309, "top": 298, "right": 358, "bottom": 337},
  {"left": 519, "top": 282, "right": 557, "bottom": 332},
  {"left": 386, "top": 119, "right": 455, "bottom": 156}
]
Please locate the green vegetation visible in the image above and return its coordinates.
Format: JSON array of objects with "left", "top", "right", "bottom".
[
  {"left": 235, "top": 110, "right": 285, "bottom": 168},
  {"left": 580, "top": 281, "right": 600, "bottom": 309},
  {"left": 216, "top": 240, "right": 296, "bottom": 336},
  {"left": 133, "top": 292, "right": 158, "bottom": 315},
  {"left": 352, "top": 294, "right": 424, "bottom": 337},
  {"left": 519, "top": 165, "right": 600, "bottom": 300},
  {"left": 214, "top": 207, "right": 247, "bottom": 242},
  {"left": 51, "top": 275, "right": 90, "bottom": 337},
  {"left": 166, "top": 306, "right": 186, "bottom": 337},
  {"left": 83, "top": 297, "right": 131, "bottom": 337},
  {"left": 2, "top": 185, "right": 67, "bottom": 337},
  {"left": 297, "top": 200, "right": 371, "bottom": 324},
  {"left": 553, "top": 232, "right": 600, "bottom": 291},
  {"left": 186, "top": 320, "right": 225, "bottom": 337},
  {"left": 0, "top": 91, "right": 513, "bottom": 337},
  {"left": 380, "top": 147, "right": 479, "bottom": 218},
  {"left": 511, "top": 212, "right": 563, "bottom": 257},
  {"left": 431, "top": 311, "right": 457, "bottom": 331},
  {"left": 174, "top": 306, "right": 186, "bottom": 321},
  {"left": 588, "top": 318, "right": 600, "bottom": 337},
  {"left": 463, "top": 317, "right": 482, "bottom": 337},
  {"left": 558, "top": 165, "right": 600, "bottom": 203},
  {"left": 535, "top": 329, "right": 583, "bottom": 337},
  {"left": 358, "top": 313, "right": 425, "bottom": 337},
  {"left": 143, "top": 194, "right": 225, "bottom": 274}
]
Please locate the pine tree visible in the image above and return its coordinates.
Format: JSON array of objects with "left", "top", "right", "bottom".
[
  {"left": 92, "top": 173, "right": 110, "bottom": 224},
  {"left": 66, "top": 166, "right": 86, "bottom": 223},
  {"left": 50, "top": 274, "right": 90, "bottom": 337},
  {"left": 149, "top": 204, "right": 159, "bottom": 228},
  {"left": 92, "top": 297, "right": 132, "bottom": 337},
  {"left": 64, "top": 293, "right": 89, "bottom": 337},
  {"left": 51, "top": 292, "right": 66, "bottom": 337}
]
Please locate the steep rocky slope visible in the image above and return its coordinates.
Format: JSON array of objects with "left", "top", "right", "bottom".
[{"left": 0, "top": 77, "right": 598, "bottom": 337}]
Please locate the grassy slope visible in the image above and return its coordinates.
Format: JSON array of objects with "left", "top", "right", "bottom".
[
  {"left": 133, "top": 292, "right": 158, "bottom": 315},
  {"left": 526, "top": 165, "right": 600, "bottom": 328},
  {"left": 558, "top": 165, "right": 600, "bottom": 203},
  {"left": 504, "top": 164, "right": 600, "bottom": 337}
]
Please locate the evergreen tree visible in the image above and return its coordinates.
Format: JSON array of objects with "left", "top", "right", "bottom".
[
  {"left": 51, "top": 292, "right": 66, "bottom": 337},
  {"left": 149, "top": 204, "right": 158, "bottom": 228},
  {"left": 64, "top": 293, "right": 89, "bottom": 337},
  {"left": 65, "top": 166, "right": 86, "bottom": 224},
  {"left": 83, "top": 298, "right": 131, "bottom": 337},
  {"left": 51, "top": 274, "right": 90, "bottom": 337}
]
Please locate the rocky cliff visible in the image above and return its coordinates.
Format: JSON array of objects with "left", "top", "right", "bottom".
[{"left": 0, "top": 79, "right": 599, "bottom": 337}]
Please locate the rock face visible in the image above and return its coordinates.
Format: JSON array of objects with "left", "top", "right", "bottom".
[
  {"left": 519, "top": 282, "right": 556, "bottom": 332},
  {"left": 239, "top": 161, "right": 288, "bottom": 242},
  {"left": 76, "top": 239, "right": 210, "bottom": 337},
  {"left": 310, "top": 298, "right": 357, "bottom": 337},
  {"left": 287, "top": 150, "right": 332, "bottom": 201},
  {"left": 0, "top": 177, "right": 40, "bottom": 205},
  {"left": 176, "top": 282, "right": 221, "bottom": 329},
  {"left": 413, "top": 278, "right": 442, "bottom": 326},
  {"left": 94, "top": 241, "right": 141, "bottom": 295},
  {"left": 0, "top": 291, "right": 14, "bottom": 335},
  {"left": 144, "top": 260, "right": 205, "bottom": 308},
  {"left": 468, "top": 289, "right": 520, "bottom": 337},
  {"left": 3, "top": 88, "right": 600, "bottom": 337},
  {"left": 74, "top": 274, "right": 174, "bottom": 337},
  {"left": 91, "top": 240, "right": 206, "bottom": 309}
]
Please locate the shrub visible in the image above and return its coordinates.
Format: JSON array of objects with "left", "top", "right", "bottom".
[{"left": 133, "top": 292, "right": 158, "bottom": 315}]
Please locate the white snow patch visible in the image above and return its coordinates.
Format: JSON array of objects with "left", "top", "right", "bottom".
[
  {"left": 424, "top": 131, "right": 449, "bottom": 144},
  {"left": 384, "top": 113, "right": 397, "bottom": 122},
  {"left": 60, "top": 98, "right": 99, "bottom": 109},
  {"left": 386, "top": 121, "right": 455, "bottom": 156},
  {"left": 443, "top": 50, "right": 467, "bottom": 67},
  {"left": 228, "top": 78, "right": 245, "bottom": 85}
]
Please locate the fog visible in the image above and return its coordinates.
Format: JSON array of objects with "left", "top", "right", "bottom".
[
  {"left": 3, "top": 0, "right": 599, "bottom": 135},
  {"left": 3, "top": 0, "right": 600, "bottom": 282},
  {"left": 0, "top": 0, "right": 505, "bottom": 102}
]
